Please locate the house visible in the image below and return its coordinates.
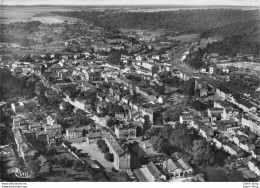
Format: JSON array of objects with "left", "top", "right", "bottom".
[
  {"left": 248, "top": 159, "right": 260, "bottom": 176},
  {"left": 199, "top": 124, "right": 214, "bottom": 141},
  {"left": 200, "top": 87, "right": 208, "bottom": 97},
  {"left": 121, "top": 95, "right": 132, "bottom": 105},
  {"left": 36, "top": 131, "right": 50, "bottom": 145},
  {"left": 28, "top": 122, "right": 42, "bottom": 132},
  {"left": 85, "top": 71, "right": 101, "bottom": 83},
  {"left": 11, "top": 102, "right": 25, "bottom": 113},
  {"left": 103, "top": 132, "right": 131, "bottom": 170},
  {"left": 51, "top": 82, "right": 76, "bottom": 93},
  {"left": 207, "top": 108, "right": 223, "bottom": 122},
  {"left": 133, "top": 162, "right": 163, "bottom": 182},
  {"left": 139, "top": 107, "right": 154, "bottom": 123},
  {"left": 130, "top": 111, "right": 144, "bottom": 122},
  {"left": 235, "top": 99, "right": 257, "bottom": 113},
  {"left": 115, "top": 122, "right": 137, "bottom": 139},
  {"left": 208, "top": 65, "right": 215, "bottom": 74},
  {"left": 86, "top": 132, "right": 103, "bottom": 145},
  {"left": 97, "top": 92, "right": 106, "bottom": 102},
  {"left": 44, "top": 124, "right": 63, "bottom": 138},
  {"left": 179, "top": 112, "right": 193, "bottom": 125},
  {"left": 66, "top": 127, "right": 83, "bottom": 139},
  {"left": 223, "top": 142, "right": 245, "bottom": 157},
  {"left": 213, "top": 136, "right": 225, "bottom": 149},
  {"left": 213, "top": 120, "right": 239, "bottom": 132},
  {"left": 45, "top": 90, "right": 60, "bottom": 98},
  {"left": 216, "top": 87, "right": 232, "bottom": 100},
  {"left": 241, "top": 114, "right": 260, "bottom": 135},
  {"left": 57, "top": 69, "right": 70, "bottom": 79},
  {"left": 46, "top": 114, "right": 56, "bottom": 126},
  {"left": 251, "top": 149, "right": 260, "bottom": 160},
  {"left": 162, "top": 158, "right": 193, "bottom": 179}
]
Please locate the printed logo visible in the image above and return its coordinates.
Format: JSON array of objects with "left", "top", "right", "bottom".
[{"left": 15, "top": 168, "right": 35, "bottom": 179}]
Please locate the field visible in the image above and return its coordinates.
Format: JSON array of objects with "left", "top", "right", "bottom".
[
  {"left": 119, "top": 29, "right": 198, "bottom": 42},
  {"left": 216, "top": 62, "right": 260, "bottom": 73},
  {"left": 31, "top": 14, "right": 81, "bottom": 24},
  {"left": 167, "top": 34, "right": 199, "bottom": 42},
  {"left": 31, "top": 16, "right": 64, "bottom": 24}
]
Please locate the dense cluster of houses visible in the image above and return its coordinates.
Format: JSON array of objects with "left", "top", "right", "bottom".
[{"left": 1, "top": 18, "right": 260, "bottom": 181}]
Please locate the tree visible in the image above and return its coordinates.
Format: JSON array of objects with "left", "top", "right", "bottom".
[
  {"left": 151, "top": 136, "right": 159, "bottom": 151},
  {"left": 106, "top": 50, "right": 122, "bottom": 65},
  {"left": 97, "top": 139, "right": 105, "bottom": 148},
  {"left": 192, "top": 139, "right": 214, "bottom": 167},
  {"left": 101, "top": 144, "right": 109, "bottom": 153},
  {"left": 47, "top": 147, "right": 58, "bottom": 157},
  {"left": 191, "top": 100, "right": 207, "bottom": 111},
  {"left": 142, "top": 115, "right": 152, "bottom": 135},
  {"left": 228, "top": 170, "right": 245, "bottom": 182},
  {"left": 107, "top": 119, "right": 115, "bottom": 128},
  {"left": 152, "top": 65, "right": 159, "bottom": 74},
  {"left": 136, "top": 126, "right": 143, "bottom": 137},
  {"left": 73, "top": 160, "right": 84, "bottom": 172},
  {"left": 70, "top": 146, "right": 77, "bottom": 153},
  {"left": 82, "top": 128, "right": 88, "bottom": 137},
  {"left": 185, "top": 78, "right": 195, "bottom": 97},
  {"left": 20, "top": 36, "right": 30, "bottom": 47},
  {"left": 155, "top": 85, "right": 165, "bottom": 95},
  {"left": 104, "top": 152, "right": 114, "bottom": 162}
]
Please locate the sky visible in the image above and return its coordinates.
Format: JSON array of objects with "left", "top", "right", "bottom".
[{"left": 2, "top": 0, "right": 260, "bottom": 6}]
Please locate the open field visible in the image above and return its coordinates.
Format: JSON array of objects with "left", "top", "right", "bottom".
[
  {"left": 71, "top": 143, "right": 114, "bottom": 170},
  {"left": 216, "top": 62, "right": 260, "bottom": 73},
  {"left": 31, "top": 16, "right": 64, "bottom": 24},
  {"left": 167, "top": 34, "right": 199, "bottom": 42},
  {"left": 31, "top": 14, "right": 81, "bottom": 24}
]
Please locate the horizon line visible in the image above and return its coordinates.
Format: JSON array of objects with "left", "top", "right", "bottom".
[{"left": 1, "top": 4, "right": 260, "bottom": 7}]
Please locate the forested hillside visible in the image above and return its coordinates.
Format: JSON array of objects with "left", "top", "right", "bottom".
[
  {"left": 52, "top": 9, "right": 260, "bottom": 33},
  {"left": 0, "top": 21, "right": 41, "bottom": 45}
]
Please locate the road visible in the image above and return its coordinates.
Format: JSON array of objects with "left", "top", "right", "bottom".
[
  {"left": 165, "top": 37, "right": 200, "bottom": 76},
  {"left": 90, "top": 115, "right": 107, "bottom": 128}
]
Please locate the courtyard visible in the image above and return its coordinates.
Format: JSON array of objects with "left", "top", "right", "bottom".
[{"left": 71, "top": 142, "right": 113, "bottom": 170}]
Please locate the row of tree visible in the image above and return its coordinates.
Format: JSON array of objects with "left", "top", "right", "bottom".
[{"left": 97, "top": 139, "right": 114, "bottom": 162}]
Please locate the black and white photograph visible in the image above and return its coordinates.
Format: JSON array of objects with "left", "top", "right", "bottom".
[{"left": 0, "top": 0, "right": 260, "bottom": 186}]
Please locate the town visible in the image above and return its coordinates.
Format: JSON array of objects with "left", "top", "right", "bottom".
[{"left": 0, "top": 7, "right": 260, "bottom": 182}]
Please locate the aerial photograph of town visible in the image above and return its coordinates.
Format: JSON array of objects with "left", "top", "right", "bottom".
[{"left": 0, "top": 0, "right": 260, "bottom": 185}]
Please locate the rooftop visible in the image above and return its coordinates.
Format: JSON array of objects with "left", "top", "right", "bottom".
[{"left": 103, "top": 132, "right": 125, "bottom": 157}]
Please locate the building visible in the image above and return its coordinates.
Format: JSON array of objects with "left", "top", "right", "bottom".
[
  {"left": 44, "top": 124, "right": 63, "bottom": 137},
  {"left": 213, "top": 136, "right": 225, "bottom": 149},
  {"left": 241, "top": 114, "right": 260, "bottom": 135},
  {"left": 103, "top": 132, "right": 131, "bottom": 170},
  {"left": 133, "top": 162, "right": 164, "bottom": 182},
  {"left": 115, "top": 123, "right": 137, "bottom": 139},
  {"left": 248, "top": 159, "right": 260, "bottom": 176},
  {"left": 162, "top": 158, "right": 193, "bottom": 179},
  {"left": 223, "top": 142, "right": 245, "bottom": 157},
  {"left": 11, "top": 102, "right": 25, "bottom": 113},
  {"left": 86, "top": 132, "right": 103, "bottom": 145},
  {"left": 45, "top": 90, "right": 60, "bottom": 98},
  {"left": 66, "top": 127, "right": 83, "bottom": 139},
  {"left": 179, "top": 112, "right": 193, "bottom": 125},
  {"left": 85, "top": 71, "right": 101, "bottom": 83}
]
